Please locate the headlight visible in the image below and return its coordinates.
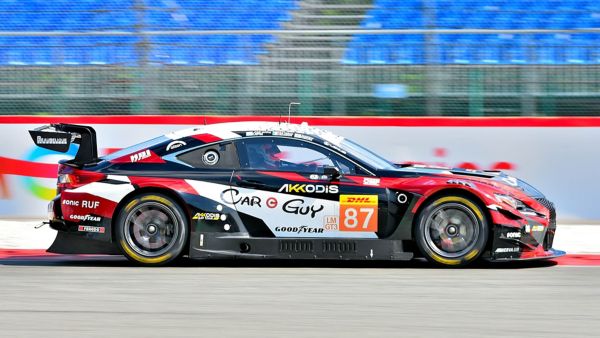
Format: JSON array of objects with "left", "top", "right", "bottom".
[
  {"left": 494, "top": 194, "right": 539, "bottom": 216},
  {"left": 495, "top": 194, "right": 520, "bottom": 209}
]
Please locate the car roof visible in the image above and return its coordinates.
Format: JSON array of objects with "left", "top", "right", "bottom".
[{"left": 165, "top": 121, "right": 345, "bottom": 145}]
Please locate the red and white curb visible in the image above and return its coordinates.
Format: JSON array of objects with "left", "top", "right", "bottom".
[{"left": 1, "top": 220, "right": 599, "bottom": 265}]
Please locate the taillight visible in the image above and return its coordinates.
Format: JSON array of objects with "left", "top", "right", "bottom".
[{"left": 57, "top": 166, "right": 106, "bottom": 193}]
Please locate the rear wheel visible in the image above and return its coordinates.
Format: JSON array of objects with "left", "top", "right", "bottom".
[
  {"left": 415, "top": 195, "right": 488, "bottom": 267},
  {"left": 116, "top": 193, "right": 188, "bottom": 266}
]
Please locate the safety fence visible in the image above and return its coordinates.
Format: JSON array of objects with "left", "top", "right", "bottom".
[{"left": 0, "top": 29, "right": 598, "bottom": 116}]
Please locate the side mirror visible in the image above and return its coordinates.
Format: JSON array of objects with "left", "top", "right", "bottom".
[{"left": 323, "top": 166, "right": 342, "bottom": 180}]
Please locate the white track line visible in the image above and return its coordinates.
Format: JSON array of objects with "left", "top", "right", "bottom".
[{"left": 0, "top": 220, "right": 598, "bottom": 253}]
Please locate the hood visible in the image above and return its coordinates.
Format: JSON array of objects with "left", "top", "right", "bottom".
[
  {"left": 448, "top": 168, "right": 545, "bottom": 199},
  {"left": 386, "top": 164, "right": 545, "bottom": 199}
]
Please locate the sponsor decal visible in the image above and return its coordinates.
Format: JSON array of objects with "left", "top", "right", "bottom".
[
  {"left": 291, "top": 133, "right": 313, "bottom": 142},
  {"left": 339, "top": 195, "right": 378, "bottom": 205},
  {"left": 62, "top": 199, "right": 79, "bottom": 206},
  {"left": 323, "top": 141, "right": 347, "bottom": 154},
  {"left": 69, "top": 214, "right": 101, "bottom": 222},
  {"left": 245, "top": 131, "right": 268, "bottom": 137},
  {"left": 266, "top": 197, "right": 278, "bottom": 208},
  {"left": 220, "top": 188, "right": 262, "bottom": 207},
  {"left": 82, "top": 200, "right": 100, "bottom": 209},
  {"left": 339, "top": 195, "right": 378, "bottom": 232},
  {"left": 282, "top": 199, "right": 324, "bottom": 219},
  {"left": 495, "top": 247, "right": 519, "bottom": 253},
  {"left": 78, "top": 225, "right": 105, "bottom": 233},
  {"left": 275, "top": 226, "right": 324, "bottom": 234},
  {"left": 130, "top": 149, "right": 151, "bottom": 162},
  {"left": 309, "top": 174, "right": 329, "bottom": 180},
  {"left": 323, "top": 215, "right": 339, "bottom": 231},
  {"left": 166, "top": 140, "right": 186, "bottom": 151},
  {"left": 363, "top": 177, "right": 380, "bottom": 186},
  {"left": 245, "top": 130, "right": 314, "bottom": 142},
  {"left": 37, "top": 135, "right": 68, "bottom": 145},
  {"left": 531, "top": 225, "right": 544, "bottom": 232},
  {"left": 192, "top": 212, "right": 221, "bottom": 221},
  {"left": 62, "top": 199, "right": 100, "bottom": 209},
  {"left": 506, "top": 232, "right": 521, "bottom": 239},
  {"left": 278, "top": 184, "right": 338, "bottom": 194}
]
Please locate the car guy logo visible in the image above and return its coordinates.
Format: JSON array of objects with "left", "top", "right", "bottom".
[
  {"left": 282, "top": 199, "right": 324, "bottom": 218},
  {"left": 220, "top": 188, "right": 262, "bottom": 207}
]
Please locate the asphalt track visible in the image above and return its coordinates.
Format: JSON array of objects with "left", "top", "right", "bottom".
[{"left": 0, "top": 255, "right": 599, "bottom": 338}]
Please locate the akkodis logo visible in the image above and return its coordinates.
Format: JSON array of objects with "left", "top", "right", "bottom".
[{"left": 21, "top": 144, "right": 78, "bottom": 200}]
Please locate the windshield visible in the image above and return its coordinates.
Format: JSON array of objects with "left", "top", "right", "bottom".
[{"left": 340, "top": 139, "right": 396, "bottom": 170}]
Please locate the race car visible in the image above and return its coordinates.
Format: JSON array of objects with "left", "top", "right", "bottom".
[{"left": 30, "top": 121, "right": 564, "bottom": 267}]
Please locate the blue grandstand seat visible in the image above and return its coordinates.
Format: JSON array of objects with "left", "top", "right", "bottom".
[
  {"left": 62, "top": 37, "right": 85, "bottom": 65},
  {"left": 344, "top": 0, "right": 600, "bottom": 65},
  {"left": 535, "top": 38, "right": 560, "bottom": 64},
  {"left": 0, "top": 0, "right": 596, "bottom": 65},
  {"left": 0, "top": 0, "right": 294, "bottom": 65},
  {"left": 32, "top": 38, "right": 53, "bottom": 65},
  {"left": 438, "top": 34, "right": 473, "bottom": 64}
]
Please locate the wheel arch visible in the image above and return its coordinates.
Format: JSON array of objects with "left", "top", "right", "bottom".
[
  {"left": 411, "top": 187, "right": 493, "bottom": 239},
  {"left": 110, "top": 186, "right": 192, "bottom": 243}
]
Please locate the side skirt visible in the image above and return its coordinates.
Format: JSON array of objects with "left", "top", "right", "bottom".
[{"left": 189, "top": 232, "right": 414, "bottom": 261}]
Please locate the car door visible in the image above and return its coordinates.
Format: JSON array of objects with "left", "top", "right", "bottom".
[
  {"left": 228, "top": 136, "right": 388, "bottom": 239},
  {"left": 171, "top": 141, "right": 244, "bottom": 233}
]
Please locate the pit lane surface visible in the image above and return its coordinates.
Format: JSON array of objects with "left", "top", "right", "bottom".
[{"left": 0, "top": 257, "right": 599, "bottom": 338}]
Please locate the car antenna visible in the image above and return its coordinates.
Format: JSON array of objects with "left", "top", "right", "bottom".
[
  {"left": 288, "top": 102, "right": 300, "bottom": 123},
  {"left": 203, "top": 116, "right": 207, "bottom": 125}
]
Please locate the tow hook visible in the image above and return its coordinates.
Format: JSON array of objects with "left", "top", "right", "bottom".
[{"left": 34, "top": 221, "right": 51, "bottom": 229}]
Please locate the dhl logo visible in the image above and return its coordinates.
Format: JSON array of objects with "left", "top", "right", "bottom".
[{"left": 339, "top": 195, "right": 378, "bottom": 205}]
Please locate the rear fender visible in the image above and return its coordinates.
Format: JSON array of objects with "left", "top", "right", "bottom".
[{"left": 109, "top": 184, "right": 193, "bottom": 243}]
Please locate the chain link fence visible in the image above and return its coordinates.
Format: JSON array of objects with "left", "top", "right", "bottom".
[{"left": 0, "top": 28, "right": 598, "bottom": 116}]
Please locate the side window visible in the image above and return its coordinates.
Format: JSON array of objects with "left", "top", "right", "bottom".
[
  {"left": 237, "top": 137, "right": 360, "bottom": 175},
  {"left": 177, "top": 142, "right": 239, "bottom": 169}
]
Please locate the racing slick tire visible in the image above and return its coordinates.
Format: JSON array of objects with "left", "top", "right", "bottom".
[
  {"left": 415, "top": 194, "right": 488, "bottom": 267},
  {"left": 115, "top": 193, "right": 188, "bottom": 266}
]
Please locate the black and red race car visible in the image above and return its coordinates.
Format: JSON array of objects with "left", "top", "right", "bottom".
[{"left": 30, "top": 121, "right": 563, "bottom": 267}]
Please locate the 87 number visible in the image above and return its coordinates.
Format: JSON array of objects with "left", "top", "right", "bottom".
[{"left": 343, "top": 207, "right": 375, "bottom": 230}]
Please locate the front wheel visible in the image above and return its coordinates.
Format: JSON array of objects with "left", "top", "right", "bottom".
[
  {"left": 116, "top": 193, "right": 188, "bottom": 266},
  {"left": 414, "top": 195, "right": 488, "bottom": 267}
]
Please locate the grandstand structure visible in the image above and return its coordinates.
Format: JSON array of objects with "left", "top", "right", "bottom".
[{"left": 0, "top": 0, "right": 598, "bottom": 115}]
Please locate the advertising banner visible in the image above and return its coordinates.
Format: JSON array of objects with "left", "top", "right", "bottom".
[{"left": 0, "top": 115, "right": 598, "bottom": 222}]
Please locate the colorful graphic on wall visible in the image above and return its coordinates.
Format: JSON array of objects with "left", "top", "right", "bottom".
[{"left": 20, "top": 144, "right": 78, "bottom": 200}]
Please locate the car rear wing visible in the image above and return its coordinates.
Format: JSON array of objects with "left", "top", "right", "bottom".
[{"left": 29, "top": 123, "right": 98, "bottom": 165}]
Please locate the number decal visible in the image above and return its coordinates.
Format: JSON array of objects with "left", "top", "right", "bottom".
[
  {"left": 339, "top": 195, "right": 378, "bottom": 232},
  {"left": 343, "top": 208, "right": 358, "bottom": 228},
  {"left": 359, "top": 207, "right": 374, "bottom": 228}
]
